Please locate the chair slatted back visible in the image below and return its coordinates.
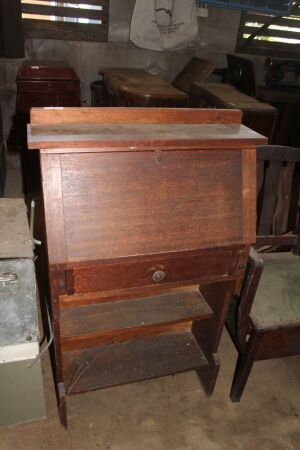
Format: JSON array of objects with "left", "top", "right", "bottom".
[{"left": 256, "top": 145, "right": 300, "bottom": 253}]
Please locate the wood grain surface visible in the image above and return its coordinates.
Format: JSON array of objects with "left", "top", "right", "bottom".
[
  {"left": 30, "top": 107, "right": 243, "bottom": 125},
  {"left": 63, "top": 332, "right": 207, "bottom": 394},
  {"left": 59, "top": 150, "right": 243, "bottom": 260}
]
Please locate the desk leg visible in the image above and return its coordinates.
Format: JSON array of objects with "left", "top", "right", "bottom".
[
  {"left": 192, "top": 281, "right": 233, "bottom": 396},
  {"left": 58, "top": 383, "right": 68, "bottom": 429}
]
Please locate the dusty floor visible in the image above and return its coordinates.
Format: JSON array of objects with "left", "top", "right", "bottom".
[{"left": 1, "top": 157, "right": 299, "bottom": 450}]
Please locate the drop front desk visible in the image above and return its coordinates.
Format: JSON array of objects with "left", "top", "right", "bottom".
[{"left": 27, "top": 107, "right": 266, "bottom": 427}]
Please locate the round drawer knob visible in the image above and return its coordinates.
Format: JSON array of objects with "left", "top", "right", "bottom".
[{"left": 152, "top": 270, "right": 166, "bottom": 282}]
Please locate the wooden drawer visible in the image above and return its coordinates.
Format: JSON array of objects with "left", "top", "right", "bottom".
[
  {"left": 17, "top": 80, "right": 79, "bottom": 93},
  {"left": 67, "top": 249, "right": 237, "bottom": 295}
]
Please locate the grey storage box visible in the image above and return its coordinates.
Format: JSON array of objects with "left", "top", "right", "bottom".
[{"left": 0, "top": 199, "right": 45, "bottom": 426}]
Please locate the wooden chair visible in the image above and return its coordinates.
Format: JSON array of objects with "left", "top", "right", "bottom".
[{"left": 227, "top": 145, "right": 300, "bottom": 402}]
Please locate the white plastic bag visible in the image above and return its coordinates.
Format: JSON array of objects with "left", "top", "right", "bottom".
[{"left": 130, "top": 0, "right": 198, "bottom": 51}]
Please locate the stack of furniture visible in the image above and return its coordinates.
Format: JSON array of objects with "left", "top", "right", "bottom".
[
  {"left": 98, "top": 58, "right": 216, "bottom": 107},
  {"left": 27, "top": 106, "right": 266, "bottom": 427},
  {"left": 0, "top": 199, "right": 45, "bottom": 426},
  {"left": 190, "top": 82, "right": 277, "bottom": 143},
  {"left": 226, "top": 53, "right": 300, "bottom": 147}
]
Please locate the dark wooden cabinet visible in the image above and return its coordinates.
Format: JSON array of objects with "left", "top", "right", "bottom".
[
  {"left": 16, "top": 60, "right": 80, "bottom": 114},
  {"left": 190, "top": 82, "right": 277, "bottom": 143},
  {"left": 27, "top": 107, "right": 266, "bottom": 427},
  {"left": 16, "top": 60, "right": 80, "bottom": 195}
]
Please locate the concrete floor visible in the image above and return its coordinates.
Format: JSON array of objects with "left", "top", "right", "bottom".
[{"left": 1, "top": 158, "right": 299, "bottom": 450}]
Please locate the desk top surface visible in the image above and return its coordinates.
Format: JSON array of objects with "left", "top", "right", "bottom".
[{"left": 28, "top": 122, "right": 266, "bottom": 151}]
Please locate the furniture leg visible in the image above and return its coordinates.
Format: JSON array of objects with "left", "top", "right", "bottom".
[
  {"left": 193, "top": 281, "right": 233, "bottom": 396},
  {"left": 230, "top": 329, "right": 262, "bottom": 402},
  {"left": 58, "top": 382, "right": 68, "bottom": 429}
]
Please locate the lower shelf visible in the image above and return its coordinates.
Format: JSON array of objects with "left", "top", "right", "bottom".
[{"left": 63, "top": 332, "right": 207, "bottom": 395}]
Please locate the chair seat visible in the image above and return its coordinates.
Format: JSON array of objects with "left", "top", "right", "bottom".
[{"left": 250, "top": 253, "right": 300, "bottom": 328}]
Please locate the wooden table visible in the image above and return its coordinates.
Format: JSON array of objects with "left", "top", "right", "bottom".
[
  {"left": 191, "top": 82, "right": 277, "bottom": 143},
  {"left": 27, "top": 107, "right": 266, "bottom": 427},
  {"left": 100, "top": 68, "right": 188, "bottom": 107}
]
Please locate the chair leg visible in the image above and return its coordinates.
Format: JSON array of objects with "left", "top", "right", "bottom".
[{"left": 230, "top": 330, "right": 262, "bottom": 402}]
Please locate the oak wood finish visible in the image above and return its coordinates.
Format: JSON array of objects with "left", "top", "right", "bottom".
[
  {"left": 27, "top": 107, "right": 265, "bottom": 427},
  {"left": 30, "top": 107, "right": 242, "bottom": 125},
  {"left": 63, "top": 332, "right": 207, "bottom": 395},
  {"left": 60, "top": 289, "right": 212, "bottom": 351}
]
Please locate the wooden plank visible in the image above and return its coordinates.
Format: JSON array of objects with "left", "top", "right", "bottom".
[
  {"left": 255, "top": 235, "right": 298, "bottom": 248},
  {"left": 22, "top": 4, "right": 108, "bottom": 20},
  {"left": 258, "top": 161, "right": 282, "bottom": 236},
  {"left": 23, "top": 19, "right": 108, "bottom": 42},
  {"left": 60, "top": 289, "right": 212, "bottom": 350},
  {"left": 274, "top": 162, "right": 296, "bottom": 235},
  {"left": 22, "top": 0, "right": 109, "bottom": 6},
  {"left": 242, "top": 149, "right": 257, "bottom": 245},
  {"left": 30, "top": 107, "right": 243, "bottom": 125},
  {"left": 242, "top": 25, "right": 300, "bottom": 41},
  {"left": 59, "top": 150, "right": 244, "bottom": 260},
  {"left": 61, "top": 322, "right": 194, "bottom": 351},
  {"left": 191, "top": 82, "right": 275, "bottom": 112},
  {"left": 60, "top": 284, "right": 202, "bottom": 308},
  {"left": 63, "top": 332, "right": 207, "bottom": 394},
  {"left": 172, "top": 58, "right": 216, "bottom": 93},
  {"left": 40, "top": 153, "right": 67, "bottom": 264}
]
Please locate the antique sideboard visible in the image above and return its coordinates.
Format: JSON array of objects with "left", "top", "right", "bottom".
[{"left": 27, "top": 107, "right": 266, "bottom": 427}]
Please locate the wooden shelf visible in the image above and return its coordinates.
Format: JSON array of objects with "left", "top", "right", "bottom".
[
  {"left": 63, "top": 332, "right": 207, "bottom": 395},
  {"left": 60, "top": 289, "right": 212, "bottom": 351}
]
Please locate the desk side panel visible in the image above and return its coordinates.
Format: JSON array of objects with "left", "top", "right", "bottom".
[{"left": 40, "top": 153, "right": 67, "bottom": 264}]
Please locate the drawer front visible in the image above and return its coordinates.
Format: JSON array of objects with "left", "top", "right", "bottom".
[
  {"left": 69, "top": 249, "right": 236, "bottom": 294},
  {"left": 17, "top": 80, "right": 79, "bottom": 93}
]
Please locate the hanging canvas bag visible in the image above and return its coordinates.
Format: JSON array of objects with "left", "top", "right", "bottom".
[{"left": 130, "top": 0, "right": 198, "bottom": 51}]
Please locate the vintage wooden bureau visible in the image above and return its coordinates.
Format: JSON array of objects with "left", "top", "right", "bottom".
[
  {"left": 27, "top": 107, "right": 266, "bottom": 427},
  {"left": 190, "top": 82, "right": 277, "bottom": 143}
]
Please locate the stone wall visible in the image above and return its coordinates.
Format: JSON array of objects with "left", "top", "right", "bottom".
[{"left": 0, "top": 1, "right": 243, "bottom": 138}]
